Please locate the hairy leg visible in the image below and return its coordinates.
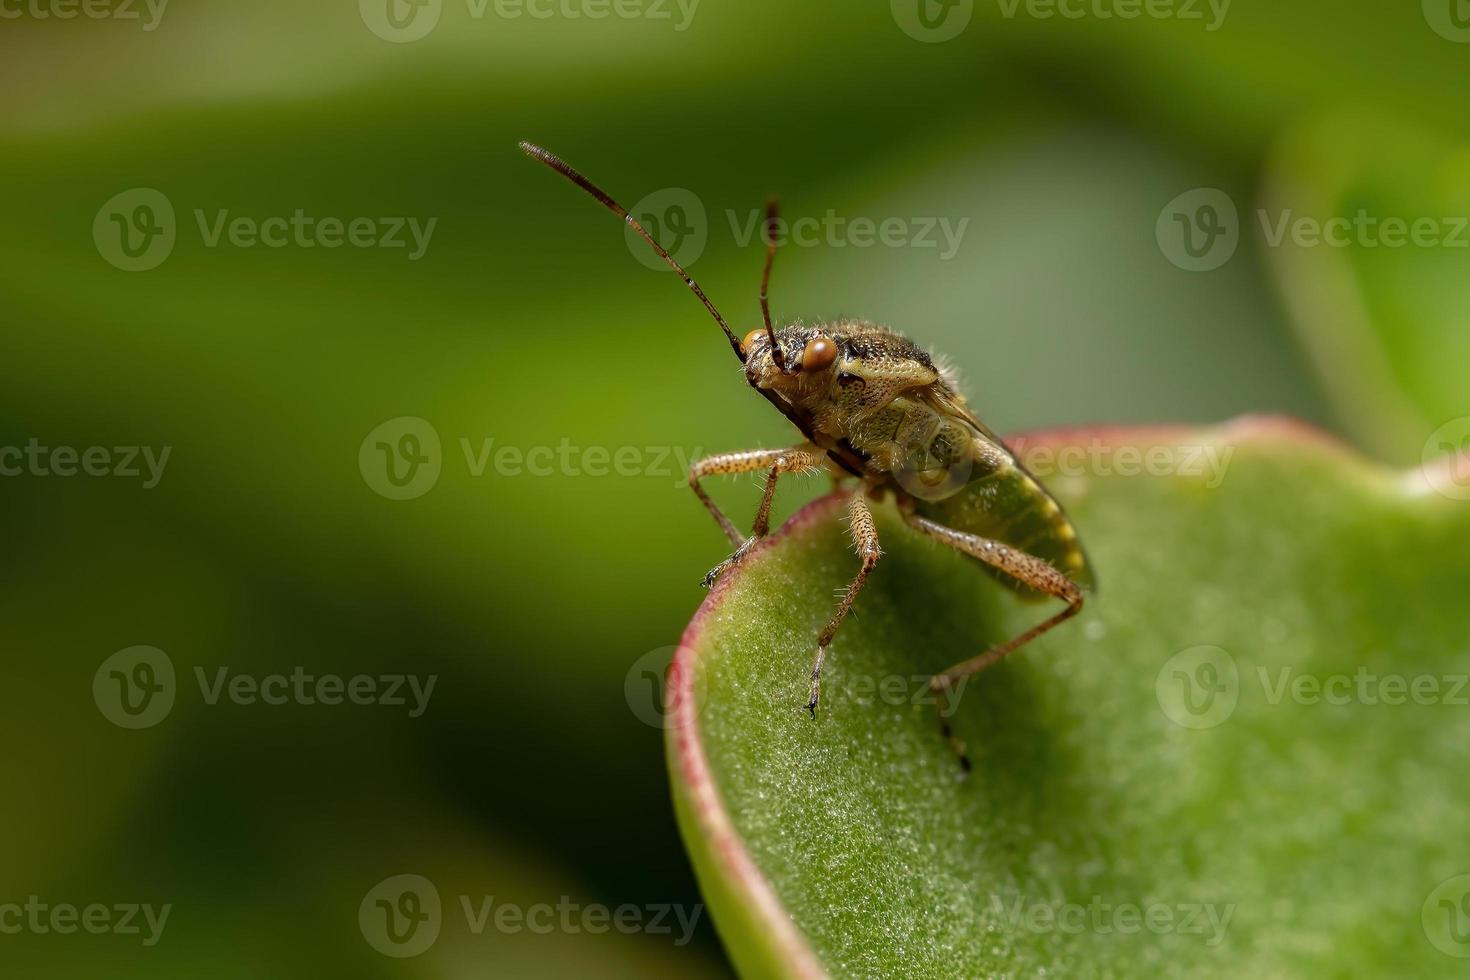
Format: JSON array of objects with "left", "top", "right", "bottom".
[
  {"left": 806, "top": 491, "right": 882, "bottom": 716},
  {"left": 902, "top": 509, "right": 1085, "bottom": 768},
  {"left": 688, "top": 447, "right": 821, "bottom": 585}
]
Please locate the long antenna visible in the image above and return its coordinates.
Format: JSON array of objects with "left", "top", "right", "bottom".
[
  {"left": 518, "top": 141, "right": 744, "bottom": 362},
  {"left": 758, "top": 197, "right": 786, "bottom": 371}
]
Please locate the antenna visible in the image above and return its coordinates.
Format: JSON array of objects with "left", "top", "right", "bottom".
[
  {"left": 518, "top": 141, "right": 744, "bottom": 362},
  {"left": 758, "top": 197, "right": 786, "bottom": 371}
]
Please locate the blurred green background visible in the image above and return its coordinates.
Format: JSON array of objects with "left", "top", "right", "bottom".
[{"left": 2, "top": 0, "right": 1467, "bottom": 976}]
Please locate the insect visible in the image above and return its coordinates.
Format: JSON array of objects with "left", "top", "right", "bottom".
[{"left": 520, "top": 141, "right": 1094, "bottom": 766}]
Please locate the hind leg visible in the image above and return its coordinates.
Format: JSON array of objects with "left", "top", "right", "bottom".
[{"left": 901, "top": 510, "right": 1085, "bottom": 769}]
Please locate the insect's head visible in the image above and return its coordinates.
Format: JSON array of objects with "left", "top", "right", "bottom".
[{"left": 738, "top": 324, "right": 841, "bottom": 392}]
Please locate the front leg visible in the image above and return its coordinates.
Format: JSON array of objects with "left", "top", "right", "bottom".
[
  {"left": 687, "top": 446, "right": 821, "bottom": 586},
  {"left": 806, "top": 490, "right": 882, "bottom": 716}
]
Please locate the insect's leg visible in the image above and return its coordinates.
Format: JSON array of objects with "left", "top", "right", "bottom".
[
  {"left": 689, "top": 447, "right": 821, "bottom": 586},
  {"left": 806, "top": 491, "right": 882, "bottom": 717},
  {"left": 901, "top": 510, "right": 1084, "bottom": 769},
  {"left": 688, "top": 449, "right": 788, "bottom": 547}
]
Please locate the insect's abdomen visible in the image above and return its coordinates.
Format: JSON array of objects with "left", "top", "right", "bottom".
[{"left": 912, "top": 440, "right": 1094, "bottom": 599}]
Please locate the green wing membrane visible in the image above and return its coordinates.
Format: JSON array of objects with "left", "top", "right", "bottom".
[{"left": 911, "top": 416, "right": 1095, "bottom": 599}]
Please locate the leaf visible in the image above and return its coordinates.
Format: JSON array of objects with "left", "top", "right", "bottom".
[
  {"left": 666, "top": 418, "right": 1470, "bottom": 979},
  {"left": 1264, "top": 110, "right": 1470, "bottom": 463}
]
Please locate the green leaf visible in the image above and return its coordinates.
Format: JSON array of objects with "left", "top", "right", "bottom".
[
  {"left": 1264, "top": 110, "right": 1470, "bottom": 463},
  {"left": 666, "top": 418, "right": 1470, "bottom": 979}
]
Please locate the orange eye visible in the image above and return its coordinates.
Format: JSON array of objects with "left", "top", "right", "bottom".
[
  {"left": 801, "top": 336, "right": 838, "bottom": 372},
  {"left": 741, "top": 329, "right": 769, "bottom": 354}
]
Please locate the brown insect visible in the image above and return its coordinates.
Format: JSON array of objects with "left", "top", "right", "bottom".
[{"left": 520, "top": 141, "right": 1094, "bottom": 766}]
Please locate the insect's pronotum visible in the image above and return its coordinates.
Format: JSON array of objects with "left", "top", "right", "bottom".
[{"left": 520, "top": 141, "right": 1094, "bottom": 767}]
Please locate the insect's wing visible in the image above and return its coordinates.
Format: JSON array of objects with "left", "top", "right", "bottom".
[{"left": 913, "top": 394, "right": 1096, "bottom": 597}]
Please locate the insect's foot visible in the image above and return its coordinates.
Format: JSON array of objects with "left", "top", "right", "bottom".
[
  {"left": 937, "top": 716, "right": 972, "bottom": 775},
  {"left": 804, "top": 643, "right": 829, "bottom": 718},
  {"left": 701, "top": 538, "right": 757, "bottom": 589}
]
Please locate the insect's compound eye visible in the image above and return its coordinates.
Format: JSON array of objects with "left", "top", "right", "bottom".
[
  {"left": 741, "top": 329, "right": 768, "bottom": 355},
  {"left": 801, "top": 336, "right": 838, "bottom": 372}
]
